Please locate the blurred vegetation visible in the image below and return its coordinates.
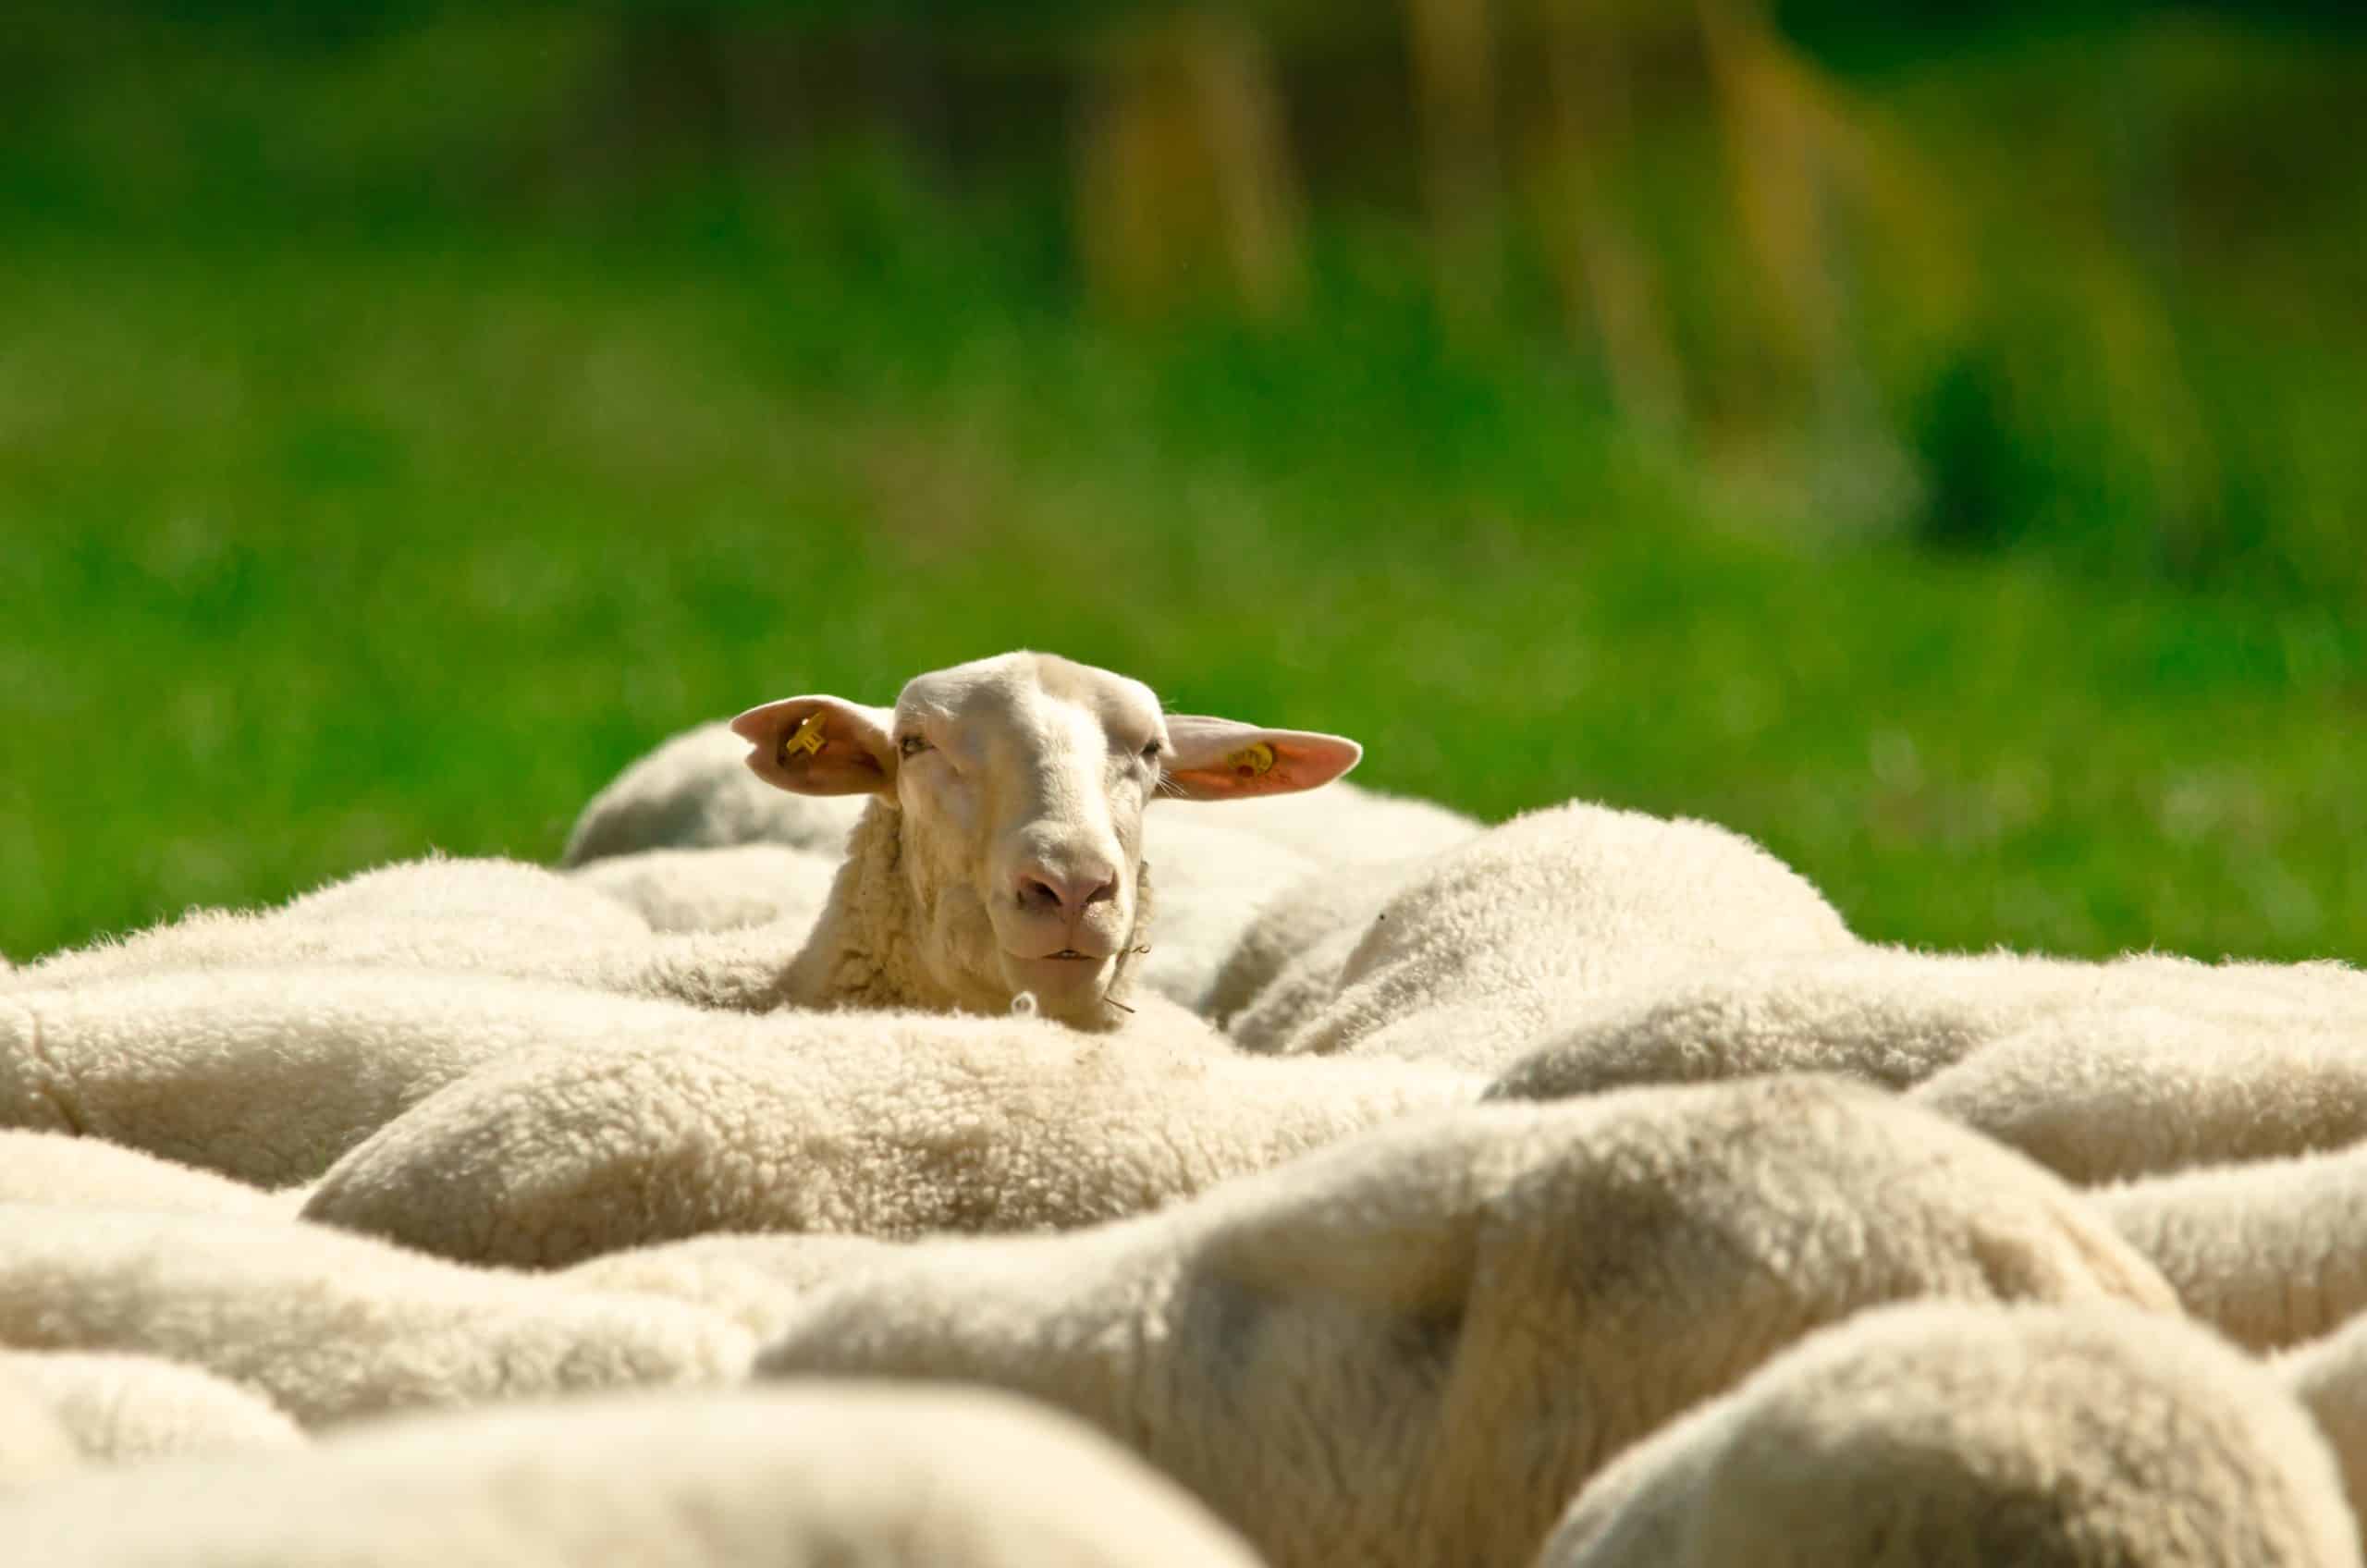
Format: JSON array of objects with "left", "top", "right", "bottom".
[{"left": 2, "top": 0, "right": 2361, "bottom": 964}]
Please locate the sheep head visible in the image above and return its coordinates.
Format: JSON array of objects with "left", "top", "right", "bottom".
[{"left": 731, "top": 652, "right": 1361, "bottom": 1026}]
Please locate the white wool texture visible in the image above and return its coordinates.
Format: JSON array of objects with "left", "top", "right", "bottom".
[
  {"left": 0, "top": 1383, "right": 1269, "bottom": 1568},
  {"left": 0, "top": 1129, "right": 285, "bottom": 1217},
  {"left": 0, "top": 1364, "right": 80, "bottom": 1488},
  {"left": 2101, "top": 1143, "right": 2367, "bottom": 1353},
  {"left": 1231, "top": 800, "right": 1858, "bottom": 1070},
  {"left": 561, "top": 719, "right": 869, "bottom": 866},
  {"left": 0, "top": 967, "right": 741, "bottom": 1185},
  {"left": 560, "top": 1233, "right": 913, "bottom": 1341},
  {"left": 1909, "top": 998, "right": 2367, "bottom": 1183},
  {"left": 568, "top": 843, "right": 840, "bottom": 935},
  {"left": 0, "top": 1202, "right": 753, "bottom": 1427},
  {"left": 1490, "top": 949, "right": 2367, "bottom": 1102},
  {"left": 1540, "top": 1301, "right": 2360, "bottom": 1568},
  {"left": 1, "top": 1351, "right": 305, "bottom": 1464},
  {"left": 756, "top": 1076, "right": 2175, "bottom": 1568},
  {"left": 301, "top": 1007, "right": 1476, "bottom": 1267},
  {"left": 2282, "top": 1311, "right": 2367, "bottom": 1528}
]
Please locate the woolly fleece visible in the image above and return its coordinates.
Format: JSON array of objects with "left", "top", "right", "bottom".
[
  {"left": 2100, "top": 1144, "right": 2367, "bottom": 1353},
  {"left": 303, "top": 1007, "right": 1476, "bottom": 1267},
  {"left": 1540, "top": 1301, "right": 2361, "bottom": 1568},
  {"left": 2282, "top": 1312, "right": 2367, "bottom": 1525},
  {"left": 0, "top": 1383, "right": 1269, "bottom": 1568},
  {"left": 0, "top": 1202, "right": 753, "bottom": 1427},
  {"left": 1490, "top": 949, "right": 2367, "bottom": 1105},
  {"left": 1, "top": 1350, "right": 304, "bottom": 1464},
  {"left": 569, "top": 843, "right": 840, "bottom": 935},
  {"left": 0, "top": 1129, "right": 284, "bottom": 1217},
  {"left": 1910, "top": 999, "right": 2367, "bottom": 1183},
  {"left": 1243, "top": 801, "right": 1858, "bottom": 1070},
  {"left": 7, "top": 855, "right": 820, "bottom": 1013},
  {"left": 0, "top": 967, "right": 744, "bottom": 1184},
  {"left": 560, "top": 1233, "right": 905, "bottom": 1341},
  {"left": 756, "top": 1076, "right": 2177, "bottom": 1568}
]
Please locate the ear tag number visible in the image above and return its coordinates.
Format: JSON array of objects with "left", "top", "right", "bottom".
[
  {"left": 1227, "top": 741, "right": 1276, "bottom": 778},
  {"left": 781, "top": 711, "right": 829, "bottom": 765}
]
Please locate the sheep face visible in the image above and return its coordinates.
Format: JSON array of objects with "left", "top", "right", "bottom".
[{"left": 732, "top": 651, "right": 1360, "bottom": 1025}]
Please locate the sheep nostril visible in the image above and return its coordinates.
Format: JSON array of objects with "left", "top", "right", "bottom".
[
  {"left": 1082, "top": 875, "right": 1116, "bottom": 907},
  {"left": 1016, "top": 877, "right": 1063, "bottom": 914}
]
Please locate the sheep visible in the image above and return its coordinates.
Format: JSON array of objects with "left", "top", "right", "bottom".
[
  {"left": 2099, "top": 1143, "right": 2367, "bottom": 1353},
  {"left": 1909, "top": 1000, "right": 2367, "bottom": 1184},
  {"left": 6, "top": 855, "right": 824, "bottom": 1014},
  {"left": 1203, "top": 854, "right": 1432, "bottom": 1033},
  {"left": 0, "top": 1383, "right": 1269, "bottom": 1568},
  {"left": 558, "top": 715, "right": 1435, "bottom": 1014},
  {"left": 724, "top": 650, "right": 1362, "bottom": 1029},
  {"left": 2282, "top": 1311, "right": 2367, "bottom": 1524},
  {"left": 754, "top": 1075, "right": 2177, "bottom": 1568},
  {"left": 561, "top": 718, "right": 870, "bottom": 866},
  {"left": 0, "top": 1129, "right": 287, "bottom": 1218},
  {"left": 560, "top": 1233, "right": 910, "bottom": 1341},
  {"left": 1, "top": 1351, "right": 305, "bottom": 1464},
  {"left": 1226, "top": 800, "right": 1858, "bottom": 1070},
  {"left": 0, "top": 1365, "right": 79, "bottom": 1486},
  {"left": 568, "top": 842, "right": 841, "bottom": 935},
  {"left": 1490, "top": 948, "right": 2367, "bottom": 1105},
  {"left": 300, "top": 1007, "right": 1478, "bottom": 1268},
  {"left": 1539, "top": 1301, "right": 2361, "bottom": 1568},
  {"left": 561, "top": 714, "right": 1473, "bottom": 873},
  {"left": 0, "top": 1202, "right": 753, "bottom": 1427},
  {"left": 22, "top": 654, "right": 1362, "bottom": 1031},
  {"left": 0, "top": 967, "right": 744, "bottom": 1185}
]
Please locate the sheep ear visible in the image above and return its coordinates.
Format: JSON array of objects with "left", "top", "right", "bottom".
[
  {"left": 730, "top": 696, "right": 899, "bottom": 798},
  {"left": 1160, "top": 716, "right": 1363, "bottom": 802}
]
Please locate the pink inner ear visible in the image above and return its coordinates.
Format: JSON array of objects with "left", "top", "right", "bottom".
[
  {"left": 1163, "top": 724, "right": 1363, "bottom": 801},
  {"left": 730, "top": 698, "right": 893, "bottom": 798}
]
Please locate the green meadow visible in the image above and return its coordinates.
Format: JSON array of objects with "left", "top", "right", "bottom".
[{"left": 4, "top": 6, "right": 2361, "bottom": 966}]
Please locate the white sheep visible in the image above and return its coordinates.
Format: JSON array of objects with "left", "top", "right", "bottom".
[
  {"left": 568, "top": 842, "right": 842, "bottom": 935},
  {"left": 561, "top": 713, "right": 1472, "bottom": 872},
  {"left": 754, "top": 1075, "right": 2176, "bottom": 1568},
  {"left": 6, "top": 855, "right": 821, "bottom": 1014},
  {"left": 0, "top": 1365, "right": 79, "bottom": 1486},
  {"left": 1229, "top": 800, "right": 1859, "bottom": 1069},
  {"left": 2100, "top": 1143, "right": 2367, "bottom": 1353},
  {"left": 0, "top": 1383, "right": 1268, "bottom": 1568},
  {"left": 561, "top": 718, "right": 869, "bottom": 865},
  {"left": 560, "top": 1233, "right": 908, "bottom": 1341},
  {"left": 1909, "top": 1000, "right": 2367, "bottom": 1184},
  {"left": 1, "top": 1351, "right": 304, "bottom": 1464},
  {"left": 0, "top": 1129, "right": 288, "bottom": 1218},
  {"left": 22, "top": 653, "right": 1364, "bottom": 1030},
  {"left": 561, "top": 717, "right": 1363, "bottom": 1013},
  {"left": 0, "top": 1202, "right": 752, "bottom": 1427},
  {"left": 1203, "top": 854, "right": 1432, "bottom": 1033},
  {"left": 0, "top": 967, "right": 739, "bottom": 1185},
  {"left": 2281, "top": 1311, "right": 2367, "bottom": 1525},
  {"left": 1540, "top": 1301, "right": 2361, "bottom": 1568},
  {"left": 1490, "top": 947, "right": 2367, "bottom": 1106},
  {"left": 724, "top": 650, "right": 1363, "bottom": 1028},
  {"left": 300, "top": 1007, "right": 1478, "bottom": 1267}
]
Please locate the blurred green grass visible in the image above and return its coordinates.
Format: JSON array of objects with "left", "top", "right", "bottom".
[{"left": 4, "top": 183, "right": 2362, "bottom": 965}]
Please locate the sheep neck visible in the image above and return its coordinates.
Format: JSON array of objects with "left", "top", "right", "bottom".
[{"left": 782, "top": 797, "right": 1150, "bottom": 1030}]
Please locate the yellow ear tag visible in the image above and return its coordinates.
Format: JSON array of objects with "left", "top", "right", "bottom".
[
  {"left": 1226, "top": 741, "right": 1276, "bottom": 778},
  {"left": 781, "top": 710, "right": 829, "bottom": 763}
]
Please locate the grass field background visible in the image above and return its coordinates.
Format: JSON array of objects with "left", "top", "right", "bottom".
[{"left": 4, "top": 6, "right": 2362, "bottom": 966}]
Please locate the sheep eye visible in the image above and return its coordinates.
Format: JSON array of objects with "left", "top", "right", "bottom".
[
  {"left": 1139, "top": 740, "right": 1162, "bottom": 763},
  {"left": 898, "top": 735, "right": 931, "bottom": 758}
]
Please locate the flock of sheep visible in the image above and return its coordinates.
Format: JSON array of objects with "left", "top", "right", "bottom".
[{"left": 6, "top": 648, "right": 2367, "bottom": 1565}]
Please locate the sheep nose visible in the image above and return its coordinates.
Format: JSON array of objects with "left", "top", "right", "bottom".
[{"left": 1014, "top": 863, "right": 1118, "bottom": 916}]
